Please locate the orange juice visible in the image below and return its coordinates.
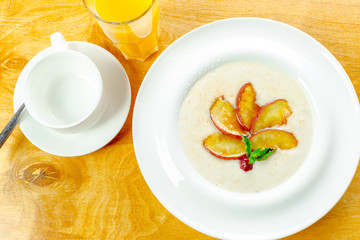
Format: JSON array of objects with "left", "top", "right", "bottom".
[
  {"left": 95, "top": 0, "right": 152, "bottom": 23},
  {"left": 85, "top": 0, "right": 160, "bottom": 60}
]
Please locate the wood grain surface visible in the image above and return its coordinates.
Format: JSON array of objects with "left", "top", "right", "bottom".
[{"left": 0, "top": 0, "right": 359, "bottom": 239}]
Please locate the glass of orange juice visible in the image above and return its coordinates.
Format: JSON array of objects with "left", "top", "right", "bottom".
[{"left": 84, "top": 0, "right": 160, "bottom": 61}]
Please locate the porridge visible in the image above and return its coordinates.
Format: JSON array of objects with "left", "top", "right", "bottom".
[{"left": 178, "top": 61, "right": 313, "bottom": 193}]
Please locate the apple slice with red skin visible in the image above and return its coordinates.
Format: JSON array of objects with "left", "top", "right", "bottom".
[
  {"left": 203, "top": 133, "right": 247, "bottom": 160},
  {"left": 250, "top": 129, "right": 298, "bottom": 150},
  {"left": 251, "top": 99, "right": 292, "bottom": 133},
  {"left": 235, "top": 83, "right": 260, "bottom": 131},
  {"left": 210, "top": 96, "right": 246, "bottom": 138}
]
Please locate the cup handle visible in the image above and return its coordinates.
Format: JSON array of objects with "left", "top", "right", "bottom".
[{"left": 50, "top": 32, "right": 67, "bottom": 49}]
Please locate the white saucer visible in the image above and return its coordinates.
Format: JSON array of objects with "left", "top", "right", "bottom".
[{"left": 14, "top": 41, "right": 131, "bottom": 157}]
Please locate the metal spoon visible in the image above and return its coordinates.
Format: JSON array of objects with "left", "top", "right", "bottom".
[{"left": 0, "top": 103, "right": 25, "bottom": 148}]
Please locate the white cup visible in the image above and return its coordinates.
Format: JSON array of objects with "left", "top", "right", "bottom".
[{"left": 24, "top": 33, "right": 107, "bottom": 133}]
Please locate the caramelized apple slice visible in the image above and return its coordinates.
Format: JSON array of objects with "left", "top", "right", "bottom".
[
  {"left": 203, "top": 133, "right": 247, "bottom": 160},
  {"left": 251, "top": 99, "right": 292, "bottom": 133},
  {"left": 235, "top": 83, "right": 260, "bottom": 131},
  {"left": 250, "top": 129, "right": 298, "bottom": 149},
  {"left": 210, "top": 96, "right": 246, "bottom": 138}
]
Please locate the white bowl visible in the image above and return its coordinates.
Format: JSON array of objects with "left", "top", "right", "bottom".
[{"left": 133, "top": 18, "right": 360, "bottom": 239}]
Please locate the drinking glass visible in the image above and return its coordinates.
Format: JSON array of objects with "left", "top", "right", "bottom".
[{"left": 84, "top": 0, "right": 160, "bottom": 61}]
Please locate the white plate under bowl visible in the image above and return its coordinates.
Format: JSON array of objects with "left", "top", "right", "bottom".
[
  {"left": 14, "top": 41, "right": 131, "bottom": 157},
  {"left": 132, "top": 18, "right": 360, "bottom": 239}
]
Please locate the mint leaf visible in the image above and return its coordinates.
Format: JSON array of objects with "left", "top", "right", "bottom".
[
  {"left": 256, "top": 148, "right": 275, "bottom": 161},
  {"left": 242, "top": 135, "right": 252, "bottom": 157},
  {"left": 248, "top": 155, "right": 256, "bottom": 165},
  {"left": 241, "top": 135, "right": 276, "bottom": 165},
  {"left": 251, "top": 148, "right": 262, "bottom": 158},
  {"left": 259, "top": 148, "right": 271, "bottom": 156}
]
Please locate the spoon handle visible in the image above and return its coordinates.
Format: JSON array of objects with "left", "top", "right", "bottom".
[{"left": 0, "top": 103, "right": 25, "bottom": 148}]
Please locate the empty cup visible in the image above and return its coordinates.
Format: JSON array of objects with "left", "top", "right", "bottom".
[{"left": 24, "top": 33, "right": 107, "bottom": 133}]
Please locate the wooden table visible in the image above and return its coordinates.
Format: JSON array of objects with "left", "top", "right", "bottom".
[{"left": 0, "top": 0, "right": 359, "bottom": 239}]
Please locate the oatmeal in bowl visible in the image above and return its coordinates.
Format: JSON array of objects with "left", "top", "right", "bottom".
[{"left": 179, "top": 61, "right": 313, "bottom": 193}]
